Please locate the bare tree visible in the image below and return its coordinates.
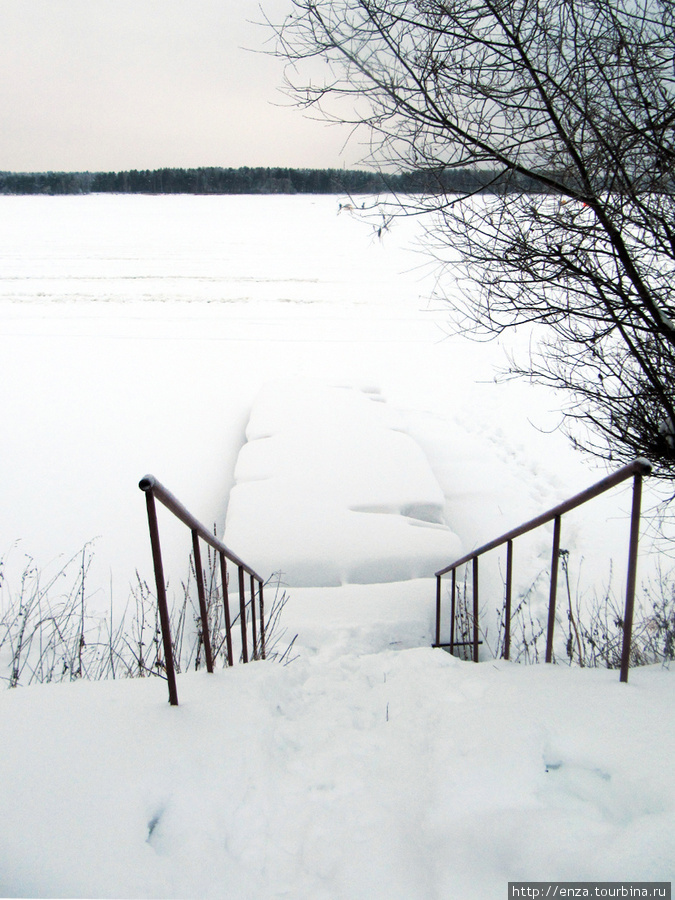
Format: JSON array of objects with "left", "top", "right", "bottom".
[{"left": 272, "top": 0, "right": 675, "bottom": 476}]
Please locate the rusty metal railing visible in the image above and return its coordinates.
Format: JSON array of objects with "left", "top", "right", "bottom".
[
  {"left": 433, "top": 459, "right": 652, "bottom": 683},
  {"left": 139, "top": 475, "right": 265, "bottom": 705}
]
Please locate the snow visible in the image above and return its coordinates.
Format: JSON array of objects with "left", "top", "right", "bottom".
[
  {"left": 0, "top": 193, "right": 605, "bottom": 607},
  {"left": 224, "top": 379, "right": 462, "bottom": 586},
  {"left": 0, "top": 638, "right": 672, "bottom": 898},
  {"left": 0, "top": 194, "right": 672, "bottom": 897}
]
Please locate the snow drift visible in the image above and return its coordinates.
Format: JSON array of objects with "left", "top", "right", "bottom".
[{"left": 224, "top": 379, "right": 463, "bottom": 585}]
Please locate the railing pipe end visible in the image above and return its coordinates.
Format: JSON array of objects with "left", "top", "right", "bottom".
[
  {"left": 139, "top": 474, "right": 157, "bottom": 492},
  {"left": 634, "top": 458, "right": 652, "bottom": 476}
]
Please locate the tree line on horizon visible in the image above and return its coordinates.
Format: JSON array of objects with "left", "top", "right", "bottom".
[{"left": 0, "top": 165, "right": 546, "bottom": 195}]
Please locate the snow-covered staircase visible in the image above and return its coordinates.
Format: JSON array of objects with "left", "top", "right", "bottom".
[{"left": 223, "top": 379, "right": 462, "bottom": 587}]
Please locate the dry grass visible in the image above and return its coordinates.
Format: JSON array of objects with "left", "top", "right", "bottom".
[{"left": 0, "top": 542, "right": 296, "bottom": 689}]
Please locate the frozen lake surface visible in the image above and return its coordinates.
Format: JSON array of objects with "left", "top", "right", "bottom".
[{"left": 0, "top": 193, "right": 614, "bottom": 608}]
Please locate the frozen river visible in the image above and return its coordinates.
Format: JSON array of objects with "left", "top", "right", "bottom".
[{"left": 0, "top": 193, "right": 625, "bottom": 609}]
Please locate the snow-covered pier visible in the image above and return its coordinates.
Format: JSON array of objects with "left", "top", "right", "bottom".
[{"left": 224, "top": 378, "right": 462, "bottom": 587}]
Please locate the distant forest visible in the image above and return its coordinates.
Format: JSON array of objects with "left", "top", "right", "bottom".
[{"left": 0, "top": 166, "right": 544, "bottom": 195}]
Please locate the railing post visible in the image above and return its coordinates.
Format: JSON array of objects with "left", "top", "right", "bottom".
[
  {"left": 472, "top": 557, "right": 480, "bottom": 662},
  {"left": 546, "top": 515, "right": 562, "bottom": 664},
  {"left": 249, "top": 573, "right": 258, "bottom": 659},
  {"left": 435, "top": 575, "right": 442, "bottom": 647},
  {"left": 191, "top": 530, "right": 214, "bottom": 673},
  {"left": 219, "top": 552, "right": 234, "bottom": 667},
  {"left": 259, "top": 580, "right": 266, "bottom": 660},
  {"left": 450, "top": 568, "right": 457, "bottom": 655},
  {"left": 504, "top": 539, "right": 513, "bottom": 661},
  {"left": 144, "top": 489, "right": 179, "bottom": 706},
  {"left": 620, "top": 472, "right": 644, "bottom": 683},
  {"left": 238, "top": 566, "right": 249, "bottom": 663}
]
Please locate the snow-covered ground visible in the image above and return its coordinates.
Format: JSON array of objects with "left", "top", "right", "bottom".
[
  {"left": 0, "top": 194, "right": 672, "bottom": 897},
  {"left": 0, "top": 637, "right": 673, "bottom": 899}
]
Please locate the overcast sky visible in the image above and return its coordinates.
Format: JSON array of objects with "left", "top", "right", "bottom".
[{"left": 0, "top": 0, "right": 360, "bottom": 172}]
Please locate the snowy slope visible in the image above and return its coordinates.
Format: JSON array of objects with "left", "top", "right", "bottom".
[{"left": 0, "top": 627, "right": 672, "bottom": 899}]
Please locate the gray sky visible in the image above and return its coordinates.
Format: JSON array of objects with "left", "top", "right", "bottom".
[{"left": 0, "top": 0, "right": 360, "bottom": 172}]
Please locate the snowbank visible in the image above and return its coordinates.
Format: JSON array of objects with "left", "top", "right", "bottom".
[{"left": 224, "top": 379, "right": 463, "bottom": 585}]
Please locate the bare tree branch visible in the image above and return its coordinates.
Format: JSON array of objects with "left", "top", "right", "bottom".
[{"left": 271, "top": 0, "right": 675, "bottom": 475}]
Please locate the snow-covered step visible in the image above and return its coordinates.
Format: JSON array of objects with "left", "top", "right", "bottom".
[{"left": 224, "top": 379, "right": 462, "bottom": 586}]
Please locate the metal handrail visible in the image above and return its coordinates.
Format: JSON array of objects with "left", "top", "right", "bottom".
[
  {"left": 433, "top": 459, "right": 652, "bottom": 683},
  {"left": 139, "top": 474, "right": 266, "bottom": 705}
]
